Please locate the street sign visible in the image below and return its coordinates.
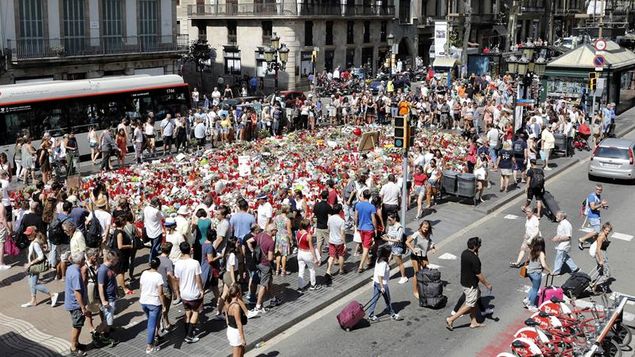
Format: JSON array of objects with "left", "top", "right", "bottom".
[
  {"left": 517, "top": 98, "right": 535, "bottom": 107},
  {"left": 593, "top": 54, "right": 606, "bottom": 68},
  {"left": 594, "top": 39, "right": 607, "bottom": 51}
]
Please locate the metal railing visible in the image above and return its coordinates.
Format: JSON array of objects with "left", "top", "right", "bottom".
[
  {"left": 188, "top": 3, "right": 394, "bottom": 17},
  {"left": 8, "top": 34, "right": 189, "bottom": 60}
]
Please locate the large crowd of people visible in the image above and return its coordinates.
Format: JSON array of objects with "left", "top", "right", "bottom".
[{"left": 0, "top": 63, "right": 622, "bottom": 356}]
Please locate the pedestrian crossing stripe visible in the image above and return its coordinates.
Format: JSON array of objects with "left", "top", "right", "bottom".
[
  {"left": 518, "top": 285, "right": 531, "bottom": 293},
  {"left": 579, "top": 227, "right": 594, "bottom": 233},
  {"left": 624, "top": 312, "right": 635, "bottom": 322},
  {"left": 427, "top": 264, "right": 442, "bottom": 269},
  {"left": 611, "top": 232, "right": 634, "bottom": 242},
  {"left": 438, "top": 253, "right": 457, "bottom": 260},
  {"left": 504, "top": 214, "right": 519, "bottom": 220}
]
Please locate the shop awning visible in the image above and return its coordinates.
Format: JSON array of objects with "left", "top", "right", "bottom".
[
  {"left": 433, "top": 56, "right": 457, "bottom": 68},
  {"left": 547, "top": 40, "right": 635, "bottom": 71}
]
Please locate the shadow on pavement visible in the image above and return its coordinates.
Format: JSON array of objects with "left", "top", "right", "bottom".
[{"left": 0, "top": 331, "right": 64, "bottom": 357}]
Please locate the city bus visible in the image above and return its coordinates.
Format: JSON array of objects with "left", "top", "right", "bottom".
[{"left": 0, "top": 74, "right": 190, "bottom": 162}]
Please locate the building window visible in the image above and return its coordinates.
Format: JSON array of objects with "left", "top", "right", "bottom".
[
  {"left": 363, "top": 21, "right": 370, "bottom": 43},
  {"left": 262, "top": 21, "right": 272, "bottom": 45},
  {"left": 305, "top": 21, "right": 313, "bottom": 47},
  {"left": 300, "top": 51, "right": 312, "bottom": 77},
  {"left": 224, "top": 48, "right": 241, "bottom": 74},
  {"left": 380, "top": 21, "right": 387, "bottom": 42},
  {"left": 138, "top": 0, "right": 159, "bottom": 50},
  {"left": 227, "top": 20, "right": 237, "bottom": 45},
  {"left": 347, "top": 21, "right": 354, "bottom": 45},
  {"left": 18, "top": 0, "right": 44, "bottom": 57},
  {"left": 256, "top": 48, "right": 267, "bottom": 78},
  {"left": 346, "top": 48, "right": 355, "bottom": 68},
  {"left": 361, "top": 47, "right": 373, "bottom": 68},
  {"left": 399, "top": 0, "right": 411, "bottom": 23},
  {"left": 62, "top": 0, "right": 85, "bottom": 55},
  {"left": 325, "top": 50, "right": 335, "bottom": 72},
  {"left": 101, "top": 0, "right": 124, "bottom": 52},
  {"left": 325, "top": 21, "right": 333, "bottom": 46}
]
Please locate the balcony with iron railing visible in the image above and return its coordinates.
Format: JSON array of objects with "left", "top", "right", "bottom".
[
  {"left": 8, "top": 34, "right": 189, "bottom": 62},
  {"left": 188, "top": 3, "right": 394, "bottom": 18}
]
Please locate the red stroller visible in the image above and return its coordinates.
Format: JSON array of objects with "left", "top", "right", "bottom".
[{"left": 574, "top": 123, "right": 592, "bottom": 151}]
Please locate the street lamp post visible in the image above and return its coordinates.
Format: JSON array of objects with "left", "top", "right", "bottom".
[
  {"left": 263, "top": 33, "right": 289, "bottom": 93},
  {"left": 507, "top": 45, "right": 548, "bottom": 132},
  {"left": 387, "top": 33, "right": 395, "bottom": 75}
]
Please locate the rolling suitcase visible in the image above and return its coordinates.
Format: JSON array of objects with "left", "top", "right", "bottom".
[
  {"left": 538, "top": 275, "right": 564, "bottom": 305},
  {"left": 336, "top": 291, "right": 380, "bottom": 331},
  {"left": 417, "top": 268, "right": 447, "bottom": 309},
  {"left": 562, "top": 272, "right": 592, "bottom": 299},
  {"left": 541, "top": 191, "right": 560, "bottom": 222}
]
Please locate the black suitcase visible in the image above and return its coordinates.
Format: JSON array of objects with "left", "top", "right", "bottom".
[
  {"left": 542, "top": 191, "right": 560, "bottom": 222},
  {"left": 562, "top": 272, "right": 592, "bottom": 299},
  {"left": 417, "top": 268, "right": 441, "bottom": 284}
]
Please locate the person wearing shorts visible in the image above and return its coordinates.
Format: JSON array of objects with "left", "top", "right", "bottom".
[
  {"left": 578, "top": 184, "right": 608, "bottom": 249},
  {"left": 446, "top": 237, "right": 492, "bottom": 331},
  {"left": 406, "top": 220, "right": 436, "bottom": 299},
  {"left": 157, "top": 243, "right": 175, "bottom": 332},
  {"left": 64, "top": 252, "right": 88, "bottom": 356},
  {"left": 97, "top": 250, "right": 119, "bottom": 338},
  {"left": 326, "top": 204, "right": 346, "bottom": 277},
  {"left": 382, "top": 213, "right": 407, "bottom": 284},
  {"left": 354, "top": 189, "right": 376, "bottom": 273},
  {"left": 174, "top": 242, "right": 204, "bottom": 343}
]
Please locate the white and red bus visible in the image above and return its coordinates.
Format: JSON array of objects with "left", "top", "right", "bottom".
[{"left": 0, "top": 74, "right": 190, "bottom": 161}]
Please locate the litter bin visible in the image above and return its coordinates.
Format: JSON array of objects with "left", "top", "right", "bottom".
[
  {"left": 457, "top": 173, "right": 476, "bottom": 198},
  {"left": 442, "top": 170, "right": 458, "bottom": 195}
]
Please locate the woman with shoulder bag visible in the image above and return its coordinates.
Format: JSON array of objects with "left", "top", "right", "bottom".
[
  {"left": 224, "top": 283, "right": 248, "bottom": 357},
  {"left": 524, "top": 237, "right": 552, "bottom": 312},
  {"left": 406, "top": 220, "right": 436, "bottom": 300},
  {"left": 22, "top": 227, "right": 58, "bottom": 308},
  {"left": 381, "top": 213, "right": 408, "bottom": 284},
  {"left": 112, "top": 216, "right": 134, "bottom": 295}
]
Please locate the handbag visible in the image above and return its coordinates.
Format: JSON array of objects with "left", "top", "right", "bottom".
[
  {"left": 3, "top": 235, "right": 20, "bottom": 257},
  {"left": 28, "top": 259, "right": 50, "bottom": 275},
  {"left": 519, "top": 261, "right": 529, "bottom": 278},
  {"left": 132, "top": 235, "right": 145, "bottom": 250}
]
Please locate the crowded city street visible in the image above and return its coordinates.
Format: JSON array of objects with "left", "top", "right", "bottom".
[{"left": 2, "top": 1, "right": 635, "bottom": 357}]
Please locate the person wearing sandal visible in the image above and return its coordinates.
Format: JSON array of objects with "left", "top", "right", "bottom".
[
  {"left": 22, "top": 227, "right": 58, "bottom": 308},
  {"left": 446, "top": 237, "right": 492, "bottom": 331},
  {"left": 140, "top": 258, "right": 165, "bottom": 354},
  {"left": 224, "top": 283, "right": 249, "bottom": 357}
]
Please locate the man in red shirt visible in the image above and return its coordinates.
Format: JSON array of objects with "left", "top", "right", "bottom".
[
  {"left": 246, "top": 224, "right": 276, "bottom": 317},
  {"left": 326, "top": 179, "right": 338, "bottom": 206}
]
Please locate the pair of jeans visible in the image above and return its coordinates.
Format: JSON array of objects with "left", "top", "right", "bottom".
[
  {"left": 48, "top": 241, "right": 58, "bottom": 267},
  {"left": 149, "top": 236, "right": 162, "bottom": 263},
  {"left": 27, "top": 273, "right": 49, "bottom": 297},
  {"left": 368, "top": 282, "right": 395, "bottom": 317},
  {"left": 553, "top": 249, "right": 578, "bottom": 275},
  {"left": 527, "top": 271, "right": 542, "bottom": 307},
  {"left": 297, "top": 250, "right": 316, "bottom": 289},
  {"left": 142, "top": 304, "right": 162, "bottom": 345}
]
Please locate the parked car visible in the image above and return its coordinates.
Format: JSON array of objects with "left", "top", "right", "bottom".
[
  {"left": 588, "top": 138, "right": 635, "bottom": 181},
  {"left": 266, "top": 90, "right": 307, "bottom": 108}
]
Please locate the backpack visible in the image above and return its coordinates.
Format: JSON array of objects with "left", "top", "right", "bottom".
[
  {"left": 86, "top": 213, "right": 103, "bottom": 248},
  {"left": 48, "top": 216, "right": 70, "bottom": 245},
  {"left": 530, "top": 169, "right": 545, "bottom": 189}
]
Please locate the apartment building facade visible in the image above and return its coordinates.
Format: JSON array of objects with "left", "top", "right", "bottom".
[
  {"left": 0, "top": 0, "right": 187, "bottom": 84},
  {"left": 180, "top": 0, "right": 419, "bottom": 90}
]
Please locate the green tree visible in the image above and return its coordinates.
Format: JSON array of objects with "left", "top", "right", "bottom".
[{"left": 182, "top": 39, "right": 216, "bottom": 91}]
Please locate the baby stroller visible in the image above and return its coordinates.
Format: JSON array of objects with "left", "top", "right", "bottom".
[{"left": 573, "top": 123, "right": 592, "bottom": 151}]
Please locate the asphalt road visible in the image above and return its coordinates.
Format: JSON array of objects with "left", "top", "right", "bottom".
[{"left": 249, "top": 130, "right": 635, "bottom": 357}]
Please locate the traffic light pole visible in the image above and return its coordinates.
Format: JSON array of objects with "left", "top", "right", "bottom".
[{"left": 401, "top": 148, "right": 408, "bottom": 225}]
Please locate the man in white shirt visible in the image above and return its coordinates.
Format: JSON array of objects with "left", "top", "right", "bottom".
[
  {"left": 511, "top": 207, "right": 541, "bottom": 267},
  {"left": 211, "top": 87, "right": 221, "bottom": 106},
  {"left": 89, "top": 197, "right": 111, "bottom": 246},
  {"left": 175, "top": 206, "right": 193, "bottom": 245},
  {"left": 256, "top": 194, "right": 273, "bottom": 230},
  {"left": 486, "top": 124, "right": 500, "bottom": 167},
  {"left": 160, "top": 114, "right": 175, "bottom": 155},
  {"left": 551, "top": 211, "right": 578, "bottom": 275},
  {"left": 379, "top": 174, "right": 401, "bottom": 223},
  {"left": 0, "top": 172, "right": 12, "bottom": 232},
  {"left": 194, "top": 118, "right": 207, "bottom": 150},
  {"left": 174, "top": 242, "right": 203, "bottom": 344},
  {"left": 191, "top": 88, "right": 199, "bottom": 108},
  {"left": 144, "top": 197, "right": 164, "bottom": 263},
  {"left": 326, "top": 204, "right": 346, "bottom": 276}
]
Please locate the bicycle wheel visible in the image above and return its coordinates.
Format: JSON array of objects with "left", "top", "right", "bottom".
[
  {"left": 602, "top": 339, "right": 622, "bottom": 357},
  {"left": 611, "top": 323, "right": 632, "bottom": 347}
]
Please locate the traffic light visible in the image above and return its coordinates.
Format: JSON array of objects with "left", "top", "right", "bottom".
[
  {"left": 394, "top": 116, "right": 407, "bottom": 148},
  {"left": 589, "top": 72, "right": 597, "bottom": 91},
  {"left": 408, "top": 120, "right": 416, "bottom": 148}
]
